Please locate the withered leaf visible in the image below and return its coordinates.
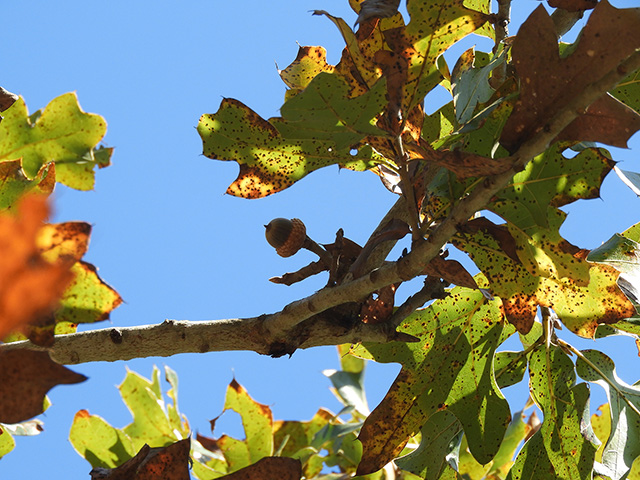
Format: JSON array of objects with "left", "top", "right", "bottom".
[
  {"left": 548, "top": 0, "right": 598, "bottom": 11},
  {"left": 360, "top": 284, "right": 398, "bottom": 324},
  {"left": 460, "top": 217, "right": 520, "bottom": 264},
  {"left": 0, "top": 87, "right": 18, "bottom": 112},
  {"left": 0, "top": 350, "right": 87, "bottom": 423},
  {"left": 501, "top": 1, "right": 640, "bottom": 152},
  {"left": 90, "top": 439, "right": 191, "bottom": 480},
  {"left": 415, "top": 141, "right": 514, "bottom": 179},
  {"left": 422, "top": 257, "right": 479, "bottom": 290},
  {"left": 217, "top": 457, "right": 302, "bottom": 480}
]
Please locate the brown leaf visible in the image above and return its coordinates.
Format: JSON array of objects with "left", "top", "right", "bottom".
[
  {"left": 360, "top": 284, "right": 398, "bottom": 324},
  {"left": 217, "top": 457, "right": 302, "bottom": 480},
  {"left": 0, "top": 195, "right": 75, "bottom": 340},
  {"left": 0, "top": 87, "right": 18, "bottom": 112},
  {"left": 0, "top": 350, "right": 86, "bottom": 423},
  {"left": 375, "top": 49, "right": 408, "bottom": 135},
  {"left": 422, "top": 257, "right": 478, "bottom": 290},
  {"left": 501, "top": 1, "right": 640, "bottom": 153},
  {"left": 415, "top": 141, "right": 514, "bottom": 179},
  {"left": 90, "top": 439, "right": 191, "bottom": 480},
  {"left": 460, "top": 217, "right": 521, "bottom": 264},
  {"left": 548, "top": 0, "right": 598, "bottom": 11}
]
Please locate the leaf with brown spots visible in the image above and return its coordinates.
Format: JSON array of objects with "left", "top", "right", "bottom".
[
  {"left": 0, "top": 93, "right": 110, "bottom": 191},
  {"left": 611, "top": 67, "right": 640, "bottom": 115},
  {"left": 216, "top": 457, "right": 301, "bottom": 480},
  {"left": 456, "top": 215, "right": 635, "bottom": 337},
  {"left": 222, "top": 379, "right": 274, "bottom": 463},
  {"left": 500, "top": 1, "right": 640, "bottom": 153},
  {"left": 383, "top": 0, "right": 491, "bottom": 112},
  {"left": 351, "top": 284, "right": 510, "bottom": 475},
  {"left": 198, "top": 95, "right": 384, "bottom": 198},
  {"left": 0, "top": 160, "right": 55, "bottom": 210},
  {"left": 279, "top": 46, "right": 335, "bottom": 101},
  {"left": 0, "top": 350, "right": 87, "bottom": 423},
  {"left": 89, "top": 439, "right": 191, "bottom": 480},
  {"left": 0, "top": 195, "right": 74, "bottom": 342}
]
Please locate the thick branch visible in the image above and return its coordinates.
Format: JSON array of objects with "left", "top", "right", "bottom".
[
  {"left": 0, "top": 316, "right": 415, "bottom": 365},
  {"left": 1, "top": 50, "right": 638, "bottom": 365}
]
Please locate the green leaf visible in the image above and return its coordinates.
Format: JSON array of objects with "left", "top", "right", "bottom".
[
  {"left": 197, "top": 98, "right": 382, "bottom": 198},
  {"left": 69, "top": 410, "right": 135, "bottom": 468},
  {"left": 576, "top": 350, "right": 640, "bottom": 480},
  {"left": 121, "top": 367, "right": 182, "bottom": 450},
  {"left": 395, "top": 410, "right": 462, "bottom": 480},
  {"left": 323, "top": 368, "right": 369, "bottom": 416},
  {"left": 0, "top": 425, "right": 16, "bottom": 459},
  {"left": 0, "top": 160, "right": 55, "bottom": 210},
  {"left": 165, "top": 366, "right": 190, "bottom": 439},
  {"left": 56, "top": 261, "right": 123, "bottom": 325},
  {"left": 0, "top": 94, "right": 108, "bottom": 190},
  {"left": 611, "top": 67, "right": 640, "bottom": 115},
  {"left": 223, "top": 379, "right": 274, "bottom": 462},
  {"left": 527, "top": 346, "right": 596, "bottom": 480},
  {"left": 217, "top": 435, "right": 251, "bottom": 473},
  {"left": 399, "top": 0, "right": 491, "bottom": 110},
  {"left": 451, "top": 48, "right": 502, "bottom": 125},
  {"left": 352, "top": 285, "right": 510, "bottom": 475},
  {"left": 507, "top": 430, "right": 554, "bottom": 480},
  {"left": 455, "top": 146, "right": 636, "bottom": 337},
  {"left": 275, "top": 72, "right": 387, "bottom": 149},
  {"left": 337, "top": 344, "right": 365, "bottom": 374},
  {"left": 494, "top": 351, "right": 528, "bottom": 389}
]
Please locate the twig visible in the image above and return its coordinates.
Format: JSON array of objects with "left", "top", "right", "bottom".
[
  {"left": 490, "top": 0, "right": 511, "bottom": 89},
  {"left": 394, "top": 135, "right": 422, "bottom": 243},
  {"left": 551, "top": 8, "right": 584, "bottom": 38}
]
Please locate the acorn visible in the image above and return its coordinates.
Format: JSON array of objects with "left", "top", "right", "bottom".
[{"left": 265, "top": 218, "right": 307, "bottom": 257}]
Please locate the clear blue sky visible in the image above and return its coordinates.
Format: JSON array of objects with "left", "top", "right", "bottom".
[{"left": 1, "top": 1, "right": 639, "bottom": 478}]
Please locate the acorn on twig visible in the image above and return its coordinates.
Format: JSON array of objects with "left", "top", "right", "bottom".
[{"left": 265, "top": 218, "right": 307, "bottom": 257}]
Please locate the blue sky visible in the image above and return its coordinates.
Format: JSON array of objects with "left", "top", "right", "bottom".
[{"left": 1, "top": 1, "right": 639, "bottom": 478}]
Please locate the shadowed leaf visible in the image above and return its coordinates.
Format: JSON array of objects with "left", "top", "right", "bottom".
[
  {"left": 0, "top": 350, "right": 86, "bottom": 423},
  {"left": 501, "top": 1, "right": 640, "bottom": 152},
  {"left": 216, "top": 456, "right": 301, "bottom": 480},
  {"left": 352, "top": 284, "right": 510, "bottom": 475}
]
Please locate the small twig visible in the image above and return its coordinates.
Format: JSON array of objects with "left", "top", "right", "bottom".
[
  {"left": 490, "top": 0, "right": 511, "bottom": 88},
  {"left": 551, "top": 8, "right": 584, "bottom": 38},
  {"left": 394, "top": 135, "right": 422, "bottom": 243},
  {"left": 269, "top": 260, "right": 326, "bottom": 286}
]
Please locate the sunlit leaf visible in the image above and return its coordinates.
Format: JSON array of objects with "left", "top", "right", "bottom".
[
  {"left": 0, "top": 94, "right": 108, "bottom": 190},
  {"left": 70, "top": 410, "right": 136, "bottom": 469},
  {"left": 222, "top": 379, "right": 274, "bottom": 463}
]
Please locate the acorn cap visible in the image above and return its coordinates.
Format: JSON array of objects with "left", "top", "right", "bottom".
[{"left": 265, "top": 218, "right": 306, "bottom": 257}]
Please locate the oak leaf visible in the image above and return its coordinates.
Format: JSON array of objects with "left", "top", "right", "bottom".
[
  {"left": 0, "top": 195, "right": 74, "bottom": 340},
  {"left": 501, "top": 1, "right": 640, "bottom": 152},
  {"left": 0, "top": 350, "right": 86, "bottom": 423}
]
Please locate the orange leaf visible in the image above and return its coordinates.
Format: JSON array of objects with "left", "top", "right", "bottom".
[{"left": 0, "top": 195, "right": 74, "bottom": 340}]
